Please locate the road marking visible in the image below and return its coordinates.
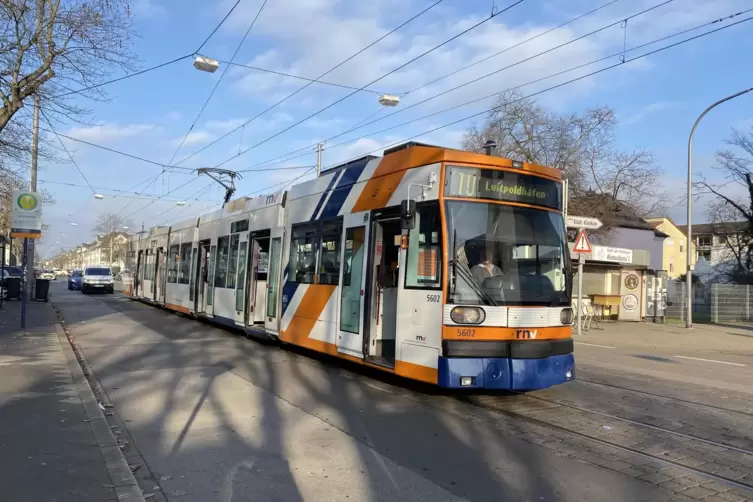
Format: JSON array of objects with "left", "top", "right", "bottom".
[
  {"left": 674, "top": 355, "right": 747, "bottom": 367},
  {"left": 575, "top": 342, "right": 615, "bottom": 349}
]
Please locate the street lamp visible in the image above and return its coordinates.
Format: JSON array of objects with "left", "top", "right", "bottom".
[
  {"left": 685, "top": 86, "right": 753, "bottom": 328},
  {"left": 94, "top": 193, "right": 104, "bottom": 200},
  {"left": 194, "top": 55, "right": 219, "bottom": 73}
]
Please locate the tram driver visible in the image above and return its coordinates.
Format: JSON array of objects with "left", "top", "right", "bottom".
[{"left": 471, "top": 246, "right": 502, "bottom": 286}]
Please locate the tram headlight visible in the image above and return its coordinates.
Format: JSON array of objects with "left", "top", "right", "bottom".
[
  {"left": 560, "top": 307, "right": 573, "bottom": 325},
  {"left": 450, "top": 306, "right": 485, "bottom": 324}
]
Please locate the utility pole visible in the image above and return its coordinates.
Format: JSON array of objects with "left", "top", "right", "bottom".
[
  {"left": 316, "top": 143, "right": 323, "bottom": 176},
  {"left": 25, "top": 96, "right": 40, "bottom": 302}
]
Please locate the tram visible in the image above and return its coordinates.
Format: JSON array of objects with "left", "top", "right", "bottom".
[{"left": 127, "top": 142, "right": 575, "bottom": 390}]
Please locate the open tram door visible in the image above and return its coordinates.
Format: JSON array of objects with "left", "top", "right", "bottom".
[
  {"left": 337, "top": 212, "right": 370, "bottom": 358},
  {"left": 361, "top": 208, "right": 402, "bottom": 368},
  {"left": 135, "top": 249, "right": 144, "bottom": 297},
  {"left": 243, "top": 230, "right": 270, "bottom": 327},
  {"left": 264, "top": 227, "right": 284, "bottom": 334},
  {"left": 194, "top": 240, "right": 211, "bottom": 314},
  {"left": 153, "top": 247, "right": 164, "bottom": 303}
]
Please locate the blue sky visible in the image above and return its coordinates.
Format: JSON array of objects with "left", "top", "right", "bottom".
[{"left": 37, "top": 0, "right": 753, "bottom": 257}]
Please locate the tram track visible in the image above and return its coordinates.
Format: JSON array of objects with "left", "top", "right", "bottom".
[
  {"left": 575, "top": 377, "right": 753, "bottom": 418},
  {"left": 465, "top": 394, "right": 753, "bottom": 493}
]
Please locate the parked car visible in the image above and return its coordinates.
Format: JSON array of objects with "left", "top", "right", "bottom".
[
  {"left": 1, "top": 266, "right": 25, "bottom": 283},
  {"left": 81, "top": 267, "right": 114, "bottom": 294},
  {"left": 40, "top": 269, "right": 56, "bottom": 280},
  {"left": 67, "top": 270, "right": 83, "bottom": 290}
]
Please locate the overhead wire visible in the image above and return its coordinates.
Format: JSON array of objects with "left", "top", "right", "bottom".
[
  {"left": 167, "top": 0, "right": 270, "bottom": 166},
  {"left": 236, "top": 0, "right": 671, "bottom": 172},
  {"left": 225, "top": 7, "right": 753, "bottom": 201},
  {"left": 316, "top": 11, "right": 753, "bottom": 172},
  {"left": 172, "top": 0, "right": 448, "bottom": 168},
  {"left": 216, "top": 61, "right": 385, "bottom": 94},
  {"left": 54, "top": 0, "right": 243, "bottom": 98},
  {"left": 39, "top": 110, "right": 97, "bottom": 194},
  {"left": 212, "top": 0, "right": 528, "bottom": 169},
  {"left": 37, "top": 179, "right": 213, "bottom": 202}
]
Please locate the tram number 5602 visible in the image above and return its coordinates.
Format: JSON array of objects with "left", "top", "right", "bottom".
[
  {"left": 426, "top": 294, "right": 441, "bottom": 303},
  {"left": 456, "top": 328, "right": 475, "bottom": 337}
]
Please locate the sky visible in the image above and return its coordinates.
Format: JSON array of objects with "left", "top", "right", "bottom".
[{"left": 32, "top": 0, "right": 753, "bottom": 258}]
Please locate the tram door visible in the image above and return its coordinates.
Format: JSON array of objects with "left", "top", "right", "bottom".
[
  {"left": 337, "top": 212, "right": 370, "bottom": 358},
  {"left": 154, "top": 247, "right": 163, "bottom": 302},
  {"left": 363, "top": 211, "right": 402, "bottom": 368},
  {"left": 264, "top": 227, "right": 284, "bottom": 334},
  {"left": 135, "top": 250, "right": 144, "bottom": 297},
  {"left": 195, "top": 240, "right": 210, "bottom": 314}
]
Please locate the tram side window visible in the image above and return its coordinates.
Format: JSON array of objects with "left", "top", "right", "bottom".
[
  {"left": 405, "top": 202, "right": 442, "bottom": 289},
  {"left": 178, "top": 243, "right": 191, "bottom": 284},
  {"left": 319, "top": 219, "right": 342, "bottom": 285},
  {"left": 167, "top": 245, "right": 179, "bottom": 283},
  {"left": 289, "top": 224, "right": 317, "bottom": 284},
  {"left": 215, "top": 236, "right": 230, "bottom": 288},
  {"left": 226, "top": 234, "right": 240, "bottom": 289}
]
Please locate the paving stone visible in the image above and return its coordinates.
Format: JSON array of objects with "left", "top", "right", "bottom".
[
  {"left": 602, "top": 460, "right": 634, "bottom": 472},
  {"left": 680, "top": 486, "right": 722, "bottom": 500},
  {"left": 715, "top": 491, "right": 749, "bottom": 502},
  {"left": 638, "top": 472, "right": 674, "bottom": 485}
]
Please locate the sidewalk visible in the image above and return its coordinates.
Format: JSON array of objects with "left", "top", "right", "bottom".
[
  {"left": 0, "top": 300, "right": 142, "bottom": 502},
  {"left": 577, "top": 318, "right": 753, "bottom": 354}
]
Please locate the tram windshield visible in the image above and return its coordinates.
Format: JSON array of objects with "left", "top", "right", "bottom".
[{"left": 445, "top": 201, "right": 570, "bottom": 306}]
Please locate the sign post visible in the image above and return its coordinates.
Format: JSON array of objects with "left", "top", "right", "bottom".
[
  {"left": 572, "top": 228, "right": 593, "bottom": 335},
  {"left": 10, "top": 191, "right": 42, "bottom": 329}
]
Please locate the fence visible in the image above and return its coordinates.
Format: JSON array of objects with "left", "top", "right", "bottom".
[{"left": 665, "top": 280, "right": 753, "bottom": 325}]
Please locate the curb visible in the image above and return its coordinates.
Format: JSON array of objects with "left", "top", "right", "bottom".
[{"left": 52, "top": 308, "right": 145, "bottom": 502}]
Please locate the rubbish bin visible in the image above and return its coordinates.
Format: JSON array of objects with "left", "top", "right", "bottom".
[
  {"left": 35, "top": 278, "right": 50, "bottom": 302},
  {"left": 4, "top": 277, "right": 21, "bottom": 300}
]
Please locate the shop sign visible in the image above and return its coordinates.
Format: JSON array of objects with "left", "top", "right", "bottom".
[{"left": 592, "top": 245, "right": 633, "bottom": 264}]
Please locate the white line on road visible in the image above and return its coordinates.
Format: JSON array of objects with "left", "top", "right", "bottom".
[
  {"left": 674, "top": 355, "right": 747, "bottom": 367},
  {"left": 574, "top": 342, "right": 615, "bottom": 349}
]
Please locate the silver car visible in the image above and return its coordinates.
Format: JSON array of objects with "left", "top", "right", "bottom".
[{"left": 81, "top": 266, "right": 114, "bottom": 294}]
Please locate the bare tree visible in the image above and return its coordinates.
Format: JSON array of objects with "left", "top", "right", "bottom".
[
  {"left": 0, "top": 0, "right": 136, "bottom": 133},
  {"left": 93, "top": 212, "right": 132, "bottom": 267},
  {"left": 463, "top": 91, "right": 665, "bottom": 222},
  {"left": 696, "top": 126, "right": 753, "bottom": 283}
]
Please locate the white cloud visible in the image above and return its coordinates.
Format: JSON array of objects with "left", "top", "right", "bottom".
[
  {"left": 622, "top": 101, "right": 685, "bottom": 126},
  {"left": 67, "top": 123, "right": 157, "bottom": 142},
  {"left": 176, "top": 131, "right": 217, "bottom": 147},
  {"left": 163, "top": 111, "right": 182, "bottom": 122}
]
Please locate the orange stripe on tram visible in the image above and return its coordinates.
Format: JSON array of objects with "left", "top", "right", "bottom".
[
  {"left": 442, "top": 325, "right": 571, "bottom": 341},
  {"left": 281, "top": 284, "right": 336, "bottom": 347}
]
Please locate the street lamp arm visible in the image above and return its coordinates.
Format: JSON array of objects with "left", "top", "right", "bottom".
[{"left": 686, "top": 86, "right": 753, "bottom": 329}]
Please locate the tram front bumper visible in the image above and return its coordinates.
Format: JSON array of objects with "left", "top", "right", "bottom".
[{"left": 437, "top": 353, "right": 575, "bottom": 390}]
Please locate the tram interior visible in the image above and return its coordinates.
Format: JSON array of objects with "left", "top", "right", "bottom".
[{"left": 369, "top": 218, "right": 402, "bottom": 367}]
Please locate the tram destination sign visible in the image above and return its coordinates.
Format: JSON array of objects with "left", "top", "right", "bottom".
[{"left": 445, "top": 166, "right": 561, "bottom": 210}]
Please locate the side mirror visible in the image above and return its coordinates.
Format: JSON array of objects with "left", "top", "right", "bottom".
[{"left": 401, "top": 199, "right": 416, "bottom": 230}]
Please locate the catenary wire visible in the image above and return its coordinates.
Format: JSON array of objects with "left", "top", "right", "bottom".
[
  {"left": 39, "top": 110, "right": 97, "bottom": 194},
  {"left": 55, "top": 0, "right": 242, "bottom": 98},
  {"left": 167, "top": 0, "right": 270, "bottom": 166},
  {"left": 212, "top": 0, "right": 527, "bottom": 169},
  {"left": 240, "top": 4, "right": 745, "bottom": 173},
  {"left": 172, "top": 0, "right": 448, "bottom": 167},
  {"left": 237, "top": 0, "right": 674, "bottom": 172}
]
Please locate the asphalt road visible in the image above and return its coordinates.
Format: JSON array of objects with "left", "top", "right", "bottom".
[{"left": 50, "top": 282, "right": 753, "bottom": 501}]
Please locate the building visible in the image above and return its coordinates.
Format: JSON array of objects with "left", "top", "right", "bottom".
[
  {"left": 52, "top": 232, "right": 131, "bottom": 271},
  {"left": 676, "top": 222, "right": 747, "bottom": 267},
  {"left": 569, "top": 194, "right": 669, "bottom": 321},
  {"left": 645, "top": 217, "right": 694, "bottom": 278}
]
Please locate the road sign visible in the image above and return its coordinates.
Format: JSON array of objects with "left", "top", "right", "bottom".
[
  {"left": 573, "top": 229, "right": 592, "bottom": 253},
  {"left": 566, "top": 215, "right": 603, "bottom": 230},
  {"left": 10, "top": 191, "right": 42, "bottom": 239}
]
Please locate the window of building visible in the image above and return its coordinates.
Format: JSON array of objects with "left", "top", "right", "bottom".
[
  {"left": 227, "top": 234, "right": 240, "bottom": 289},
  {"left": 680, "top": 241, "right": 684, "bottom": 253},
  {"left": 405, "top": 202, "right": 442, "bottom": 289},
  {"left": 319, "top": 220, "right": 342, "bottom": 285},
  {"left": 698, "top": 235, "right": 712, "bottom": 247},
  {"left": 178, "top": 243, "right": 191, "bottom": 284},
  {"left": 290, "top": 224, "right": 318, "bottom": 284},
  {"left": 669, "top": 263, "right": 674, "bottom": 273},
  {"left": 699, "top": 250, "right": 712, "bottom": 262},
  {"left": 167, "top": 245, "right": 179, "bottom": 283},
  {"left": 215, "top": 236, "right": 230, "bottom": 288}
]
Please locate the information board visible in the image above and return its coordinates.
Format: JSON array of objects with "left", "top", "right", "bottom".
[{"left": 444, "top": 166, "right": 561, "bottom": 210}]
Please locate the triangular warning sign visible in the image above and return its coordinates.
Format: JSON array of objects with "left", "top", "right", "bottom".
[{"left": 573, "top": 228, "right": 592, "bottom": 253}]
